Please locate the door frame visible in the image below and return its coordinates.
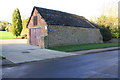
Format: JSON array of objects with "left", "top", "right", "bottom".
[{"left": 29, "top": 27, "right": 41, "bottom": 46}]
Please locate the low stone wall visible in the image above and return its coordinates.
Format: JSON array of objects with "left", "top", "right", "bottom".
[
  {"left": 44, "top": 25, "right": 103, "bottom": 48},
  {"left": 107, "top": 38, "right": 120, "bottom": 43}
]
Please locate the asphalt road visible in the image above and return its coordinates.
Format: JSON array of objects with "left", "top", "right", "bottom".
[{"left": 2, "top": 50, "right": 119, "bottom": 78}]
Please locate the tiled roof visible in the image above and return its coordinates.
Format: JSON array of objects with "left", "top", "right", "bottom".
[{"left": 28, "top": 6, "right": 97, "bottom": 28}]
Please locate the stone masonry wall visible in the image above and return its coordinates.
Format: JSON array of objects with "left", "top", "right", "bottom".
[{"left": 44, "top": 25, "right": 103, "bottom": 48}]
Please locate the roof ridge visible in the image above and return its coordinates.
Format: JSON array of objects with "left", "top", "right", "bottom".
[
  {"left": 27, "top": 6, "right": 97, "bottom": 28},
  {"left": 34, "top": 6, "right": 84, "bottom": 18}
]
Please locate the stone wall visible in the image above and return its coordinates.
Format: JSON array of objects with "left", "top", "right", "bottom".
[{"left": 44, "top": 25, "right": 103, "bottom": 48}]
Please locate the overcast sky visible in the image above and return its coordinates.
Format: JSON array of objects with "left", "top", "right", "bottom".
[{"left": 0, "top": 0, "right": 119, "bottom": 23}]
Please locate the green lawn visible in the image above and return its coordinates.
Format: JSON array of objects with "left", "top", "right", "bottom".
[
  {"left": 0, "top": 31, "right": 21, "bottom": 39},
  {"left": 48, "top": 43, "right": 119, "bottom": 52}
]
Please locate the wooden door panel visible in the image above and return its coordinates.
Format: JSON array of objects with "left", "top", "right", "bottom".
[
  {"left": 30, "top": 28, "right": 36, "bottom": 45},
  {"left": 36, "top": 28, "right": 41, "bottom": 46},
  {"left": 31, "top": 29, "right": 34, "bottom": 45},
  {"left": 29, "top": 28, "right": 41, "bottom": 46}
]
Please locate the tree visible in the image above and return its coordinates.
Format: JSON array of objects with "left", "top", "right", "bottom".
[
  {"left": 21, "top": 17, "right": 29, "bottom": 39},
  {"left": 0, "top": 21, "right": 9, "bottom": 31},
  {"left": 99, "top": 26, "right": 112, "bottom": 41},
  {"left": 5, "top": 23, "right": 12, "bottom": 32},
  {"left": 12, "top": 8, "right": 22, "bottom": 37},
  {"left": 90, "top": 5, "right": 119, "bottom": 38},
  {"left": 21, "top": 17, "right": 29, "bottom": 35}
]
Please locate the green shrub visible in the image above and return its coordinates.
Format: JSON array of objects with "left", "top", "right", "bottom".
[
  {"left": 110, "top": 27, "right": 119, "bottom": 38},
  {"left": 0, "top": 25, "right": 6, "bottom": 31},
  {"left": 112, "top": 32, "right": 119, "bottom": 38},
  {"left": 0, "top": 56, "right": 6, "bottom": 59},
  {"left": 100, "top": 26, "right": 112, "bottom": 41},
  {"left": 21, "top": 34, "right": 27, "bottom": 39}
]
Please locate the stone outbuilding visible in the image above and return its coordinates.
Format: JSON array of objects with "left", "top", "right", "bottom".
[{"left": 27, "top": 6, "right": 103, "bottom": 48}]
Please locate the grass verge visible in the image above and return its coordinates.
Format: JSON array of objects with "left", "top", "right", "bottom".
[
  {"left": 48, "top": 43, "right": 119, "bottom": 52},
  {"left": 0, "top": 56, "right": 6, "bottom": 59}
]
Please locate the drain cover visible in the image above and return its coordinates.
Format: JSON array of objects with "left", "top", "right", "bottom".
[{"left": 22, "top": 51, "right": 30, "bottom": 53}]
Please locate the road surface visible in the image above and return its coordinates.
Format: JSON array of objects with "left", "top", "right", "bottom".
[{"left": 2, "top": 50, "right": 119, "bottom": 78}]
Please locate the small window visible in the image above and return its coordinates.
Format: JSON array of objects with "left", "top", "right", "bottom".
[{"left": 33, "top": 16, "right": 38, "bottom": 26}]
